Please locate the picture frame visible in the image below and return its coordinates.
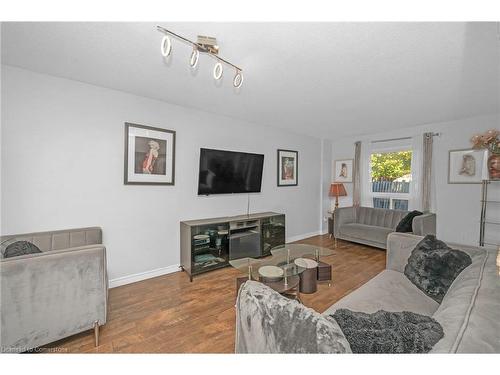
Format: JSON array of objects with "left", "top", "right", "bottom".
[
  {"left": 333, "top": 159, "right": 353, "bottom": 183},
  {"left": 124, "top": 122, "right": 176, "bottom": 185},
  {"left": 277, "top": 149, "right": 298, "bottom": 186},
  {"left": 448, "top": 148, "right": 487, "bottom": 184}
]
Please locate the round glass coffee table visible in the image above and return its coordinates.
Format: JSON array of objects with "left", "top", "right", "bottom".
[{"left": 230, "top": 243, "right": 334, "bottom": 300}]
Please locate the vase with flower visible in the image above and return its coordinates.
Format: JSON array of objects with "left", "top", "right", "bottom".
[{"left": 471, "top": 129, "right": 500, "bottom": 180}]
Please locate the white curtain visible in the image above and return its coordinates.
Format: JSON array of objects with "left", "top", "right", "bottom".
[
  {"left": 409, "top": 135, "right": 422, "bottom": 211},
  {"left": 360, "top": 140, "right": 373, "bottom": 207},
  {"left": 352, "top": 141, "right": 362, "bottom": 207},
  {"left": 422, "top": 132, "right": 433, "bottom": 212}
]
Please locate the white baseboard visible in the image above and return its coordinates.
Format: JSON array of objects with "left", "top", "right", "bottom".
[
  {"left": 109, "top": 264, "right": 181, "bottom": 289},
  {"left": 109, "top": 230, "right": 324, "bottom": 288},
  {"left": 287, "top": 230, "right": 323, "bottom": 243}
]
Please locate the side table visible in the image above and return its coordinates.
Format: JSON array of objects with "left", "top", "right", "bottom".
[{"left": 327, "top": 210, "right": 337, "bottom": 248}]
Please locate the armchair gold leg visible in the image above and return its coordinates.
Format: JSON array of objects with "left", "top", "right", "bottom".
[{"left": 93, "top": 321, "right": 100, "bottom": 347}]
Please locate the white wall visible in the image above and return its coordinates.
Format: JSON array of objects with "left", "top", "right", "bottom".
[
  {"left": 1, "top": 66, "right": 322, "bottom": 285},
  {"left": 328, "top": 114, "right": 500, "bottom": 247},
  {"left": 320, "top": 139, "right": 332, "bottom": 234}
]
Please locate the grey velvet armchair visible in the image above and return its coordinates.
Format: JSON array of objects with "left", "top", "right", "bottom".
[{"left": 0, "top": 227, "right": 108, "bottom": 353}]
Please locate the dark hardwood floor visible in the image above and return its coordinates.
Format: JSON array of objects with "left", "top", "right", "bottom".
[{"left": 44, "top": 235, "right": 386, "bottom": 353}]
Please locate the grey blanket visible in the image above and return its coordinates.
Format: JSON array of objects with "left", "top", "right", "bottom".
[{"left": 330, "top": 309, "right": 444, "bottom": 353}]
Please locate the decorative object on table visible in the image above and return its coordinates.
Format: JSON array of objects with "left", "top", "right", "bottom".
[
  {"left": 258, "top": 265, "right": 284, "bottom": 282},
  {"left": 470, "top": 129, "right": 500, "bottom": 180},
  {"left": 334, "top": 159, "right": 353, "bottom": 183},
  {"left": 330, "top": 309, "right": 444, "bottom": 353},
  {"left": 447, "top": 148, "right": 488, "bottom": 184},
  {"left": 329, "top": 182, "right": 347, "bottom": 210},
  {"left": 124, "top": 122, "right": 176, "bottom": 185},
  {"left": 277, "top": 149, "right": 298, "bottom": 186},
  {"left": 294, "top": 258, "right": 318, "bottom": 294},
  {"left": 395, "top": 210, "right": 423, "bottom": 233},
  {"left": 404, "top": 235, "right": 472, "bottom": 303}
]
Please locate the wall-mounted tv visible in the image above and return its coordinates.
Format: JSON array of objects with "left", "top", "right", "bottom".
[{"left": 198, "top": 148, "right": 264, "bottom": 195}]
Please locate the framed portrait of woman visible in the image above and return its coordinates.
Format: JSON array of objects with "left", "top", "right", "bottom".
[
  {"left": 277, "top": 149, "right": 298, "bottom": 186},
  {"left": 124, "top": 122, "right": 176, "bottom": 185},
  {"left": 334, "top": 159, "right": 353, "bottom": 183},
  {"left": 448, "top": 148, "right": 487, "bottom": 184}
]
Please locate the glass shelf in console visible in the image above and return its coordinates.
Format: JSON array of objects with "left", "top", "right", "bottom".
[{"left": 191, "top": 222, "right": 229, "bottom": 275}]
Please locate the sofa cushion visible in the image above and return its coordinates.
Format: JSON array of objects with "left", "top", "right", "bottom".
[
  {"left": 330, "top": 308, "right": 444, "bottom": 353},
  {"left": 396, "top": 210, "right": 423, "bottom": 232},
  {"left": 356, "top": 207, "right": 407, "bottom": 229},
  {"left": 339, "top": 223, "right": 393, "bottom": 245},
  {"left": 323, "top": 269, "right": 439, "bottom": 317},
  {"left": 235, "top": 280, "right": 351, "bottom": 353},
  {"left": 404, "top": 235, "right": 472, "bottom": 303},
  {"left": 430, "top": 246, "right": 499, "bottom": 353}
]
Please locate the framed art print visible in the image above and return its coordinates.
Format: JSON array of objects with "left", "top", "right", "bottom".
[
  {"left": 124, "top": 122, "right": 176, "bottom": 185},
  {"left": 277, "top": 149, "right": 298, "bottom": 186},
  {"left": 334, "top": 159, "right": 353, "bottom": 183},
  {"left": 448, "top": 148, "right": 487, "bottom": 184}
]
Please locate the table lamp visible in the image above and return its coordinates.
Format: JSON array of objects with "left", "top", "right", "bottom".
[{"left": 329, "top": 182, "right": 347, "bottom": 210}]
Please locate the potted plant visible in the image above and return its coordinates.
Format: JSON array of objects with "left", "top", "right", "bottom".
[{"left": 471, "top": 129, "right": 500, "bottom": 180}]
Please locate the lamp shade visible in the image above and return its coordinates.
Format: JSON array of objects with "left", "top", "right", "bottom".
[{"left": 329, "top": 183, "right": 347, "bottom": 197}]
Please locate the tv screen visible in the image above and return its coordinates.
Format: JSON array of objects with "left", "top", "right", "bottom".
[{"left": 198, "top": 148, "right": 264, "bottom": 195}]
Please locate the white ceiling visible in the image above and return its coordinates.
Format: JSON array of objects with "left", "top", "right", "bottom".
[{"left": 2, "top": 22, "right": 499, "bottom": 139}]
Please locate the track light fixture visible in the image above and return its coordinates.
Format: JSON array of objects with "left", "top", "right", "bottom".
[
  {"left": 157, "top": 25, "right": 243, "bottom": 88},
  {"left": 160, "top": 35, "right": 172, "bottom": 57},
  {"left": 189, "top": 48, "right": 199, "bottom": 68},
  {"left": 233, "top": 70, "right": 243, "bottom": 88},
  {"left": 213, "top": 62, "right": 223, "bottom": 80}
]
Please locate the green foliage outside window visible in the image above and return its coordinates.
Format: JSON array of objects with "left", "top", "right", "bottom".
[{"left": 371, "top": 151, "right": 412, "bottom": 181}]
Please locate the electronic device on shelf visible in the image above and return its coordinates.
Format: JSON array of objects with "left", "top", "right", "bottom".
[{"left": 197, "top": 148, "right": 264, "bottom": 195}]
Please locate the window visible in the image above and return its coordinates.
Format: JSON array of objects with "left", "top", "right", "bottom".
[{"left": 370, "top": 150, "right": 412, "bottom": 211}]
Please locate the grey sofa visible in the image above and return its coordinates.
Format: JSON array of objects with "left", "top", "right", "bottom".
[
  {"left": 0, "top": 227, "right": 108, "bottom": 353},
  {"left": 334, "top": 206, "right": 436, "bottom": 249},
  {"left": 235, "top": 233, "right": 500, "bottom": 353}
]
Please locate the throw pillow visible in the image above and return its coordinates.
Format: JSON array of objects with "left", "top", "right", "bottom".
[
  {"left": 330, "top": 308, "right": 444, "bottom": 354},
  {"left": 396, "top": 210, "right": 423, "bottom": 232},
  {"left": 3, "top": 240, "right": 42, "bottom": 258},
  {"left": 404, "top": 235, "right": 472, "bottom": 303}
]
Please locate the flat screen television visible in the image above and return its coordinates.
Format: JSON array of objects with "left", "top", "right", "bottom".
[{"left": 198, "top": 148, "right": 264, "bottom": 195}]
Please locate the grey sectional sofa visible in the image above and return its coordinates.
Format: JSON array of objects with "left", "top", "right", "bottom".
[
  {"left": 334, "top": 206, "right": 436, "bottom": 249},
  {"left": 235, "top": 233, "right": 500, "bottom": 353},
  {"left": 0, "top": 227, "right": 108, "bottom": 353}
]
